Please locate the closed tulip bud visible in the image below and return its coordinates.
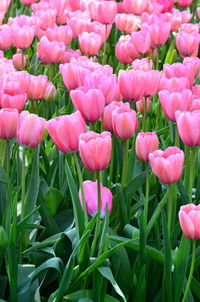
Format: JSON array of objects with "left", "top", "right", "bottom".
[
  {"left": 12, "top": 52, "right": 27, "bottom": 70},
  {"left": 159, "top": 89, "right": 193, "bottom": 122},
  {"left": 17, "top": 111, "right": 46, "bottom": 148},
  {"left": 179, "top": 204, "right": 200, "bottom": 239},
  {"left": 79, "top": 131, "right": 111, "bottom": 171},
  {"left": 79, "top": 180, "right": 112, "bottom": 218},
  {"left": 175, "top": 110, "right": 200, "bottom": 146},
  {"left": 136, "top": 97, "right": 151, "bottom": 115},
  {"left": 0, "top": 226, "right": 8, "bottom": 248},
  {"left": 112, "top": 107, "right": 139, "bottom": 139},
  {"left": 47, "top": 111, "right": 86, "bottom": 153},
  {"left": 149, "top": 146, "right": 184, "bottom": 184},
  {"left": 70, "top": 88, "right": 105, "bottom": 122},
  {"left": 0, "top": 108, "right": 19, "bottom": 139},
  {"left": 136, "top": 132, "right": 159, "bottom": 162},
  {"left": 44, "top": 83, "right": 56, "bottom": 102}
]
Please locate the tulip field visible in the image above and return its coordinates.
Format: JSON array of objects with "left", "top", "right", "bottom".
[{"left": 0, "top": 0, "right": 200, "bottom": 301}]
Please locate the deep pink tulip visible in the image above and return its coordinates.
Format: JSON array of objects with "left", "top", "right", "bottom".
[
  {"left": 79, "top": 131, "right": 111, "bottom": 171},
  {"left": 132, "top": 58, "right": 153, "bottom": 71},
  {"left": 175, "top": 110, "right": 200, "bottom": 146},
  {"left": 20, "top": 0, "right": 37, "bottom": 5},
  {"left": 70, "top": 88, "right": 105, "bottom": 122},
  {"left": 159, "top": 76, "right": 190, "bottom": 92},
  {"left": 123, "top": 0, "right": 149, "bottom": 15},
  {"left": 159, "top": 89, "right": 193, "bottom": 122},
  {"left": 112, "top": 107, "right": 139, "bottom": 139},
  {"left": 179, "top": 204, "right": 200, "bottom": 239},
  {"left": 47, "top": 111, "right": 86, "bottom": 153},
  {"left": 0, "top": 25, "right": 12, "bottom": 50},
  {"left": 149, "top": 146, "right": 184, "bottom": 184},
  {"left": 115, "top": 36, "right": 133, "bottom": 64},
  {"left": 11, "top": 25, "right": 35, "bottom": 49},
  {"left": 0, "top": 88, "right": 27, "bottom": 112},
  {"left": 136, "top": 132, "right": 159, "bottom": 162},
  {"left": 129, "top": 30, "right": 151, "bottom": 54},
  {"left": 0, "top": 108, "right": 19, "bottom": 139},
  {"left": 103, "top": 101, "right": 130, "bottom": 131},
  {"left": 94, "top": 1, "right": 117, "bottom": 24},
  {"left": 176, "top": 32, "right": 199, "bottom": 57},
  {"left": 177, "top": 0, "right": 193, "bottom": 7},
  {"left": 118, "top": 69, "right": 145, "bottom": 101},
  {"left": 37, "top": 37, "right": 65, "bottom": 64},
  {"left": 27, "top": 75, "right": 48, "bottom": 100},
  {"left": 17, "top": 111, "right": 46, "bottom": 148},
  {"left": 79, "top": 180, "right": 112, "bottom": 218},
  {"left": 115, "top": 13, "right": 141, "bottom": 34},
  {"left": 136, "top": 97, "right": 151, "bottom": 115},
  {"left": 78, "top": 32, "right": 102, "bottom": 56}
]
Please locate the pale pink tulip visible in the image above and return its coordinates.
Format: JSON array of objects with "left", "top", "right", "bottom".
[
  {"left": 179, "top": 204, "right": 200, "bottom": 239},
  {"left": 136, "top": 132, "right": 159, "bottom": 162}
]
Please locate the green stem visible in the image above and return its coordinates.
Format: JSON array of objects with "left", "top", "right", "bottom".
[
  {"left": 102, "top": 25, "right": 107, "bottom": 65},
  {"left": 109, "top": 134, "right": 115, "bottom": 187},
  {"left": 181, "top": 240, "right": 196, "bottom": 302},
  {"left": 90, "top": 122, "right": 95, "bottom": 132},
  {"left": 144, "top": 163, "right": 149, "bottom": 228},
  {"left": 72, "top": 152, "right": 88, "bottom": 225},
  {"left": 183, "top": 145, "right": 189, "bottom": 190},
  {"left": 189, "top": 147, "right": 198, "bottom": 203},
  {"left": 91, "top": 171, "right": 101, "bottom": 256},
  {"left": 167, "top": 183, "right": 174, "bottom": 234},
  {"left": 21, "top": 148, "right": 26, "bottom": 220},
  {"left": 175, "top": 124, "right": 180, "bottom": 147},
  {"left": 142, "top": 97, "right": 147, "bottom": 132},
  {"left": 121, "top": 139, "right": 129, "bottom": 187},
  {"left": 5, "top": 140, "right": 10, "bottom": 187}
]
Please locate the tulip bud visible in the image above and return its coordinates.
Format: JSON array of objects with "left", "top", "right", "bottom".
[{"left": 44, "top": 83, "right": 56, "bottom": 102}]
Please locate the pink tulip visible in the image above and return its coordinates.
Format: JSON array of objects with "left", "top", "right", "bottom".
[
  {"left": 183, "top": 57, "right": 200, "bottom": 78},
  {"left": 79, "top": 180, "right": 112, "bottom": 218},
  {"left": 0, "top": 108, "right": 19, "bottom": 139},
  {"left": 149, "top": 146, "right": 184, "bottom": 184},
  {"left": 20, "top": 0, "right": 37, "bottom": 5},
  {"left": 17, "top": 111, "right": 46, "bottom": 148},
  {"left": 86, "top": 22, "right": 112, "bottom": 43},
  {"left": 44, "top": 82, "right": 56, "bottom": 102},
  {"left": 0, "top": 25, "right": 12, "bottom": 50},
  {"left": 175, "top": 110, "right": 200, "bottom": 146},
  {"left": 112, "top": 107, "right": 139, "bottom": 139},
  {"left": 132, "top": 58, "right": 153, "bottom": 71},
  {"left": 176, "top": 32, "right": 199, "bottom": 57},
  {"left": 0, "top": 88, "right": 27, "bottom": 112},
  {"left": 136, "top": 97, "right": 151, "bottom": 115},
  {"left": 67, "top": 17, "right": 89, "bottom": 38},
  {"left": 142, "top": 21, "right": 171, "bottom": 48},
  {"left": 47, "top": 111, "right": 86, "bottom": 153},
  {"left": 197, "top": 8, "right": 200, "bottom": 20},
  {"left": 103, "top": 101, "right": 130, "bottom": 131},
  {"left": 123, "top": 0, "right": 149, "bottom": 15},
  {"left": 37, "top": 37, "right": 65, "bottom": 64},
  {"left": 163, "top": 63, "right": 195, "bottom": 87},
  {"left": 115, "top": 35, "right": 133, "bottom": 64},
  {"left": 159, "top": 89, "right": 193, "bottom": 122},
  {"left": 94, "top": 1, "right": 117, "bottom": 24},
  {"left": 118, "top": 69, "right": 145, "bottom": 101},
  {"left": 177, "top": 0, "right": 193, "bottom": 7},
  {"left": 12, "top": 52, "right": 26, "bottom": 70},
  {"left": 33, "top": 9, "right": 56, "bottom": 30},
  {"left": 129, "top": 30, "right": 151, "bottom": 54},
  {"left": 79, "top": 131, "right": 111, "bottom": 171},
  {"left": 11, "top": 25, "right": 35, "bottom": 49},
  {"left": 70, "top": 88, "right": 105, "bottom": 122},
  {"left": 115, "top": 13, "right": 141, "bottom": 34},
  {"left": 38, "top": 25, "right": 73, "bottom": 45},
  {"left": 47, "top": 111, "right": 85, "bottom": 153},
  {"left": 192, "top": 85, "right": 200, "bottom": 97},
  {"left": 27, "top": 75, "right": 48, "bottom": 100},
  {"left": 136, "top": 132, "right": 159, "bottom": 162},
  {"left": 61, "top": 49, "right": 82, "bottom": 64},
  {"left": 144, "top": 70, "right": 161, "bottom": 96},
  {"left": 78, "top": 32, "right": 102, "bottom": 56},
  {"left": 159, "top": 76, "right": 190, "bottom": 92},
  {"left": 179, "top": 204, "right": 200, "bottom": 239},
  {"left": 180, "top": 23, "right": 199, "bottom": 34}
]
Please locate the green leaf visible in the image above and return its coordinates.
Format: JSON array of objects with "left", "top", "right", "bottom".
[
  {"left": 45, "top": 188, "right": 64, "bottom": 216},
  {"left": 123, "top": 172, "right": 146, "bottom": 199},
  {"left": 177, "top": 181, "right": 189, "bottom": 205},
  {"left": 115, "top": 184, "right": 128, "bottom": 227},
  {"left": 135, "top": 265, "right": 146, "bottom": 302},
  {"left": 24, "top": 147, "right": 40, "bottom": 221},
  {"left": 65, "top": 158, "right": 85, "bottom": 239},
  {"left": 173, "top": 235, "right": 190, "bottom": 302},
  {"left": 98, "top": 267, "right": 126, "bottom": 302}
]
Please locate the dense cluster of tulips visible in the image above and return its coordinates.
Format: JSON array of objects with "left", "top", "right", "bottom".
[{"left": 0, "top": 0, "right": 199, "bottom": 301}]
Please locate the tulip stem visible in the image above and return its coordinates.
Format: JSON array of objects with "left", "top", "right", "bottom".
[
  {"left": 167, "top": 183, "right": 173, "bottom": 234},
  {"left": 182, "top": 240, "right": 196, "bottom": 302},
  {"left": 142, "top": 97, "right": 147, "bottom": 131},
  {"left": 72, "top": 152, "right": 88, "bottom": 225},
  {"left": 121, "top": 139, "right": 129, "bottom": 187},
  {"left": 21, "top": 147, "right": 26, "bottom": 220},
  {"left": 91, "top": 171, "right": 101, "bottom": 256},
  {"left": 144, "top": 163, "right": 149, "bottom": 228},
  {"left": 102, "top": 25, "right": 107, "bottom": 65},
  {"left": 5, "top": 140, "right": 10, "bottom": 187},
  {"left": 109, "top": 134, "right": 115, "bottom": 187},
  {"left": 189, "top": 147, "right": 198, "bottom": 203},
  {"left": 175, "top": 124, "right": 180, "bottom": 148}
]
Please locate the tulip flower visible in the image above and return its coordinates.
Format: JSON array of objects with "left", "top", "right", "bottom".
[
  {"left": 11, "top": 25, "right": 35, "bottom": 49},
  {"left": 136, "top": 132, "right": 159, "bottom": 162},
  {"left": 79, "top": 131, "right": 111, "bottom": 172},
  {"left": 115, "top": 13, "right": 141, "bottom": 34},
  {"left": 136, "top": 97, "right": 151, "bottom": 115},
  {"left": 103, "top": 101, "right": 130, "bottom": 131},
  {"left": 0, "top": 108, "right": 19, "bottom": 139},
  {"left": 149, "top": 146, "right": 184, "bottom": 184},
  {"left": 179, "top": 204, "right": 200, "bottom": 239},
  {"left": 176, "top": 32, "right": 199, "bottom": 58},
  {"left": 17, "top": 111, "right": 46, "bottom": 148},
  {"left": 78, "top": 32, "right": 102, "bottom": 56},
  {"left": 46, "top": 111, "right": 86, "bottom": 153},
  {"left": 94, "top": 1, "right": 117, "bottom": 24},
  {"left": 79, "top": 180, "right": 112, "bottom": 218},
  {"left": 177, "top": 0, "right": 193, "bottom": 7},
  {"left": 37, "top": 37, "right": 65, "bottom": 65},
  {"left": 123, "top": 0, "right": 149, "bottom": 15},
  {"left": 0, "top": 88, "right": 27, "bottom": 112}
]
